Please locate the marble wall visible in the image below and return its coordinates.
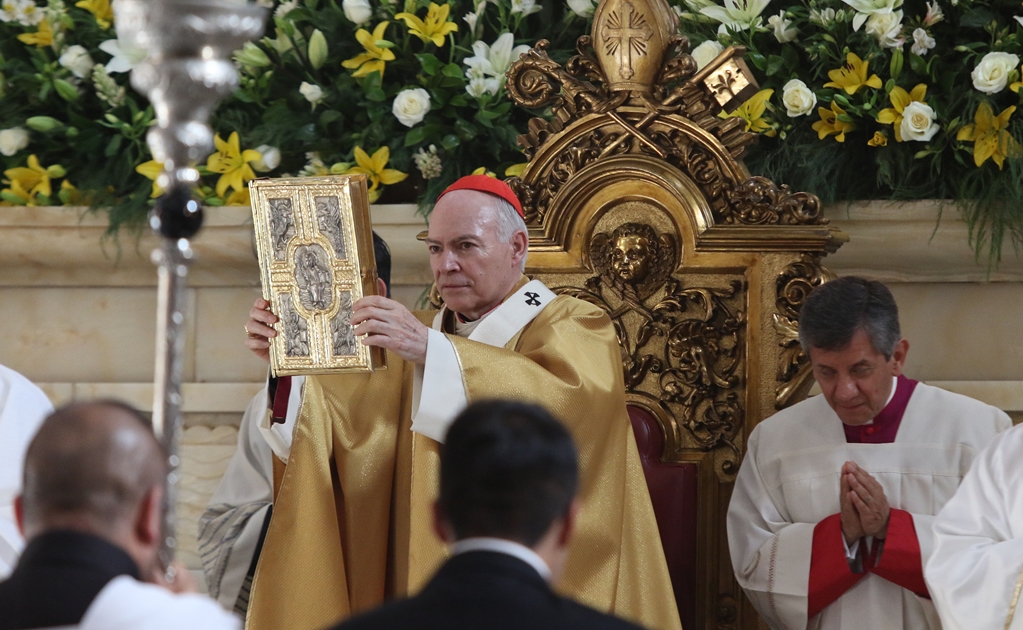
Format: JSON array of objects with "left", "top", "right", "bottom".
[{"left": 1, "top": 202, "right": 1021, "bottom": 589}]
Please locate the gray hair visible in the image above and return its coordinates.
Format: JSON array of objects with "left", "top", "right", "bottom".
[
  {"left": 798, "top": 276, "right": 901, "bottom": 359},
  {"left": 490, "top": 196, "right": 528, "bottom": 272}
]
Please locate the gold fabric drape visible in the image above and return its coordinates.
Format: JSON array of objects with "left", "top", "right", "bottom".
[{"left": 247, "top": 294, "right": 681, "bottom": 630}]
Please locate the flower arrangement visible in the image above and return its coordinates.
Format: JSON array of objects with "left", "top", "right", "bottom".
[
  {"left": 0, "top": 0, "right": 593, "bottom": 232},
  {"left": 678, "top": 0, "right": 1023, "bottom": 261},
  {"left": 2, "top": 0, "right": 1023, "bottom": 260}
]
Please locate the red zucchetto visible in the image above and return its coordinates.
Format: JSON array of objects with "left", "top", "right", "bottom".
[{"left": 436, "top": 174, "right": 524, "bottom": 218}]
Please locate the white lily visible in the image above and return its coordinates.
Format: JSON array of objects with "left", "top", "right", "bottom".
[
  {"left": 699, "top": 0, "right": 771, "bottom": 31},
  {"left": 468, "top": 32, "right": 530, "bottom": 78},
  {"left": 98, "top": 39, "right": 147, "bottom": 74},
  {"left": 840, "top": 0, "right": 903, "bottom": 32}
]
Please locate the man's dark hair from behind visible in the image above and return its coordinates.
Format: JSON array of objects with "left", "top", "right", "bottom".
[
  {"left": 798, "top": 276, "right": 901, "bottom": 359},
  {"left": 439, "top": 400, "right": 578, "bottom": 547}
]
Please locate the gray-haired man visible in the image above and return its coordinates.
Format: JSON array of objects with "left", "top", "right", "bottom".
[{"left": 727, "top": 276, "right": 1009, "bottom": 630}]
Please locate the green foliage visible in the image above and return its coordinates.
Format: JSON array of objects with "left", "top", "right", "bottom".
[
  {"left": 677, "top": 0, "right": 1023, "bottom": 262},
  {"left": 0, "top": 0, "right": 589, "bottom": 233}
]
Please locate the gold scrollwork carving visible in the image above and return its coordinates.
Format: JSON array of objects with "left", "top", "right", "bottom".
[
  {"left": 774, "top": 254, "right": 834, "bottom": 409},
  {"left": 721, "top": 176, "right": 826, "bottom": 226},
  {"left": 553, "top": 222, "right": 745, "bottom": 480}
]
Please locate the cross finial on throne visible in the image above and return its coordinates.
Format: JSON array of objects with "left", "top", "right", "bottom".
[{"left": 600, "top": 1, "right": 654, "bottom": 80}]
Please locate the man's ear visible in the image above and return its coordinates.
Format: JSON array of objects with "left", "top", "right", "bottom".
[
  {"left": 431, "top": 502, "right": 454, "bottom": 545},
  {"left": 135, "top": 486, "right": 163, "bottom": 546},
  {"left": 376, "top": 277, "right": 388, "bottom": 298},
  {"left": 14, "top": 495, "right": 25, "bottom": 536},
  {"left": 890, "top": 338, "right": 909, "bottom": 375},
  {"left": 510, "top": 230, "right": 528, "bottom": 268},
  {"left": 558, "top": 499, "right": 581, "bottom": 547}
]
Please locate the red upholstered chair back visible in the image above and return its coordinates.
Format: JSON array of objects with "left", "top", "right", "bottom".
[{"left": 628, "top": 404, "right": 698, "bottom": 630}]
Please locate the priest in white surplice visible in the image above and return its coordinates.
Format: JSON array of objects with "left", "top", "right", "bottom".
[
  {"left": 926, "top": 423, "right": 1023, "bottom": 630},
  {"left": 727, "top": 276, "right": 1010, "bottom": 629}
]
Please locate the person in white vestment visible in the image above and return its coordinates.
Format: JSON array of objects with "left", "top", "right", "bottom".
[
  {"left": 0, "top": 363, "right": 53, "bottom": 579},
  {"left": 926, "top": 422, "right": 1023, "bottom": 630},
  {"left": 727, "top": 276, "right": 1010, "bottom": 630},
  {"left": 0, "top": 400, "right": 238, "bottom": 630}
]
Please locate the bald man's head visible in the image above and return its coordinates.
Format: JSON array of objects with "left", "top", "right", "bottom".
[{"left": 20, "top": 400, "right": 167, "bottom": 535}]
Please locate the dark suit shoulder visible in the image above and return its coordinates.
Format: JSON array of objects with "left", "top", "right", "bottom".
[{"left": 333, "top": 552, "right": 646, "bottom": 630}]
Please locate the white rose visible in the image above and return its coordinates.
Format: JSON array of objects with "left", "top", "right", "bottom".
[
  {"left": 781, "top": 79, "right": 817, "bottom": 117},
  {"left": 972, "top": 52, "right": 1020, "bottom": 94},
  {"left": 0, "top": 127, "right": 29, "bottom": 157},
  {"left": 899, "top": 101, "right": 939, "bottom": 141},
  {"left": 691, "top": 40, "right": 724, "bottom": 70},
  {"left": 300, "top": 81, "right": 324, "bottom": 106},
  {"left": 59, "top": 45, "right": 95, "bottom": 79},
  {"left": 342, "top": 0, "right": 372, "bottom": 24},
  {"left": 567, "top": 0, "right": 595, "bottom": 17},
  {"left": 392, "top": 88, "right": 431, "bottom": 127},
  {"left": 768, "top": 12, "right": 798, "bottom": 43},
  {"left": 864, "top": 10, "right": 903, "bottom": 48},
  {"left": 253, "top": 145, "right": 281, "bottom": 172}
]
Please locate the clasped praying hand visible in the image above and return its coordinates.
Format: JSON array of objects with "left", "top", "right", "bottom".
[{"left": 839, "top": 461, "right": 890, "bottom": 546}]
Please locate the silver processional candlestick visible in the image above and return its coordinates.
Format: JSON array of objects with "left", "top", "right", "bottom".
[{"left": 113, "top": 0, "right": 266, "bottom": 578}]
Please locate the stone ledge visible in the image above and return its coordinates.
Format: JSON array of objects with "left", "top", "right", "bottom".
[
  {"left": 0, "top": 204, "right": 429, "bottom": 288},
  {"left": 823, "top": 201, "right": 1023, "bottom": 282}
]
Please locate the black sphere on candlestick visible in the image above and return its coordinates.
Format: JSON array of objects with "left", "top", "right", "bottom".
[{"left": 150, "top": 185, "right": 204, "bottom": 239}]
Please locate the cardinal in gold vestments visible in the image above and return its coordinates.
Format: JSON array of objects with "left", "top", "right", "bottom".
[{"left": 243, "top": 176, "right": 681, "bottom": 630}]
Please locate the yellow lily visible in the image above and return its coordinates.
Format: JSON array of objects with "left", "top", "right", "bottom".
[
  {"left": 812, "top": 101, "right": 855, "bottom": 142},
  {"left": 396, "top": 3, "right": 459, "bottom": 47},
  {"left": 1, "top": 179, "right": 34, "bottom": 206},
  {"left": 877, "top": 84, "right": 928, "bottom": 142},
  {"left": 342, "top": 22, "right": 395, "bottom": 78},
  {"left": 823, "top": 52, "right": 882, "bottom": 95},
  {"left": 471, "top": 166, "right": 496, "bottom": 177},
  {"left": 205, "top": 132, "right": 261, "bottom": 197},
  {"left": 58, "top": 180, "right": 80, "bottom": 205},
  {"left": 17, "top": 19, "right": 53, "bottom": 47},
  {"left": 504, "top": 163, "right": 528, "bottom": 177},
  {"left": 720, "top": 88, "right": 776, "bottom": 136},
  {"left": 136, "top": 159, "right": 165, "bottom": 198},
  {"left": 75, "top": 0, "right": 113, "bottom": 28},
  {"left": 4, "top": 154, "right": 59, "bottom": 199},
  {"left": 868, "top": 131, "right": 888, "bottom": 147},
  {"left": 1011, "top": 66, "right": 1023, "bottom": 93},
  {"left": 956, "top": 102, "right": 1023, "bottom": 169},
  {"left": 225, "top": 188, "right": 251, "bottom": 206},
  {"left": 346, "top": 146, "right": 408, "bottom": 202}
]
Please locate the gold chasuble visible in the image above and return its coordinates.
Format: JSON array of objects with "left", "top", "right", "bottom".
[{"left": 247, "top": 277, "right": 681, "bottom": 630}]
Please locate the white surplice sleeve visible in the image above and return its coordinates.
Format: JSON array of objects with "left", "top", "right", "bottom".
[
  {"left": 727, "top": 425, "right": 813, "bottom": 630},
  {"left": 199, "top": 391, "right": 274, "bottom": 610},
  {"left": 0, "top": 365, "right": 53, "bottom": 579},
  {"left": 927, "top": 424, "right": 1023, "bottom": 630},
  {"left": 256, "top": 375, "right": 305, "bottom": 463}
]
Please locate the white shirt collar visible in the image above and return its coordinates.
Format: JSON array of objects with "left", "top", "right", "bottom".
[
  {"left": 449, "top": 537, "right": 552, "bottom": 581},
  {"left": 865, "top": 376, "right": 899, "bottom": 425}
]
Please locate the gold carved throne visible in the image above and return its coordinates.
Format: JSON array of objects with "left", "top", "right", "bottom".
[{"left": 504, "top": 1, "right": 847, "bottom": 627}]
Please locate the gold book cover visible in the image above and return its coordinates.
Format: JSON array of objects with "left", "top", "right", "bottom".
[{"left": 249, "top": 175, "right": 385, "bottom": 376}]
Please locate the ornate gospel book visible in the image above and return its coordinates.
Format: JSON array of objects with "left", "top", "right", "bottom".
[{"left": 249, "top": 175, "right": 385, "bottom": 375}]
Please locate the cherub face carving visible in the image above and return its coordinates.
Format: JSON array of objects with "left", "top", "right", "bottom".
[{"left": 611, "top": 234, "right": 654, "bottom": 284}]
